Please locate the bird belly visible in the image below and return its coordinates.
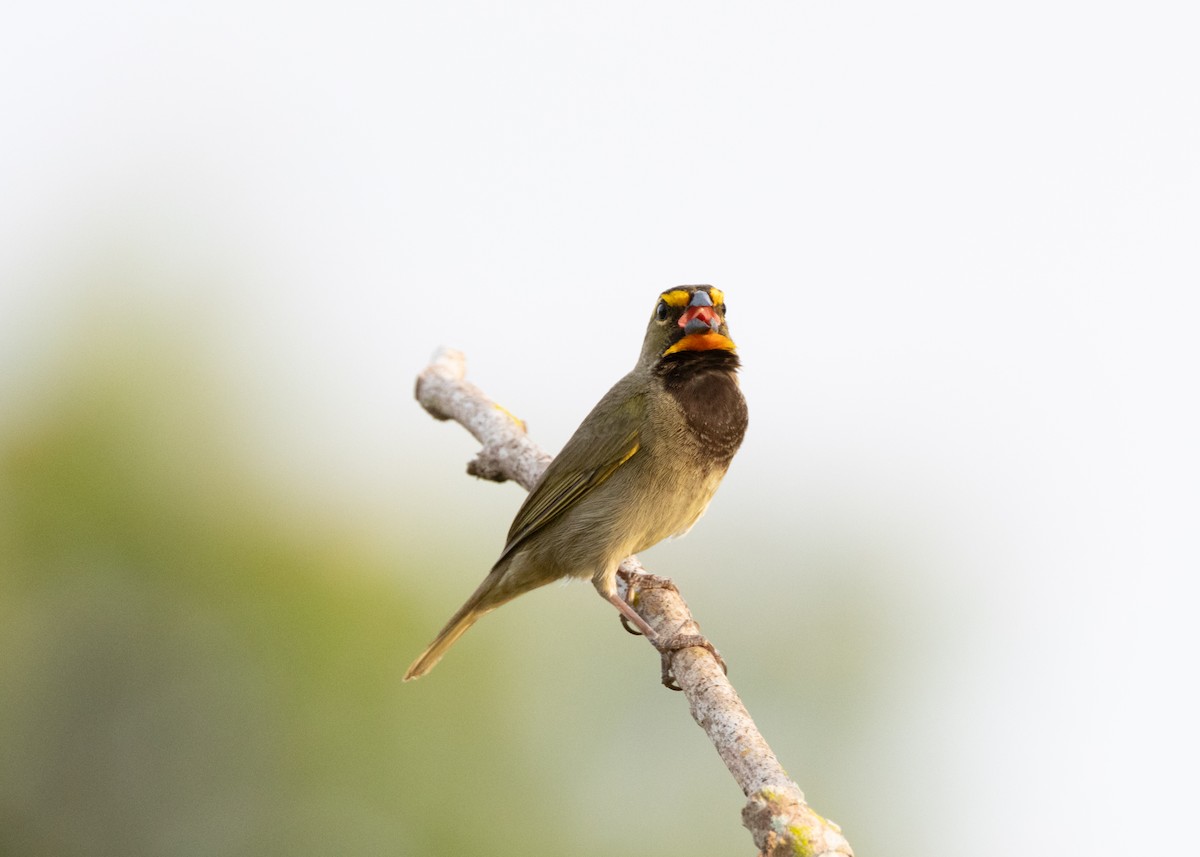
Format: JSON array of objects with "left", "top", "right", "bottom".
[{"left": 591, "top": 459, "right": 726, "bottom": 590}]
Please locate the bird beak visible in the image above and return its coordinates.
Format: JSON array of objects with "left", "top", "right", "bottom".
[{"left": 678, "top": 290, "right": 720, "bottom": 335}]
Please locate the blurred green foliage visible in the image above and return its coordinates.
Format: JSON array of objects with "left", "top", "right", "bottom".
[
  {"left": 0, "top": 324, "right": 572, "bottom": 857},
  {"left": 1, "top": 332, "right": 414, "bottom": 855}
]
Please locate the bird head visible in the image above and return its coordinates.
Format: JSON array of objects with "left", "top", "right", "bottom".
[{"left": 638, "top": 285, "right": 736, "bottom": 367}]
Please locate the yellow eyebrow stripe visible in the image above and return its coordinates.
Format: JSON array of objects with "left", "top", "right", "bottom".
[{"left": 659, "top": 286, "right": 724, "bottom": 308}]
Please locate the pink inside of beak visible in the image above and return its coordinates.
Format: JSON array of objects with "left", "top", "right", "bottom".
[{"left": 678, "top": 305, "right": 717, "bottom": 328}]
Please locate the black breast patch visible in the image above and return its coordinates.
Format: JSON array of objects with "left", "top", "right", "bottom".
[{"left": 657, "top": 351, "right": 748, "bottom": 465}]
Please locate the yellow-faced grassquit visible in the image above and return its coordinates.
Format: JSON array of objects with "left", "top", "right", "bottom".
[{"left": 405, "top": 285, "right": 748, "bottom": 682}]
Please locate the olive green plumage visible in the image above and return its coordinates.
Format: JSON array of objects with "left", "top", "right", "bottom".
[{"left": 404, "top": 285, "right": 747, "bottom": 681}]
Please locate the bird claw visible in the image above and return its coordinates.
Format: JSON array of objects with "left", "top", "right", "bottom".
[
  {"left": 655, "top": 633, "right": 727, "bottom": 691},
  {"left": 619, "top": 612, "right": 643, "bottom": 636}
]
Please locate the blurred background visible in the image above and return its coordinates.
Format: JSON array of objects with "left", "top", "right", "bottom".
[{"left": 2, "top": 2, "right": 1196, "bottom": 855}]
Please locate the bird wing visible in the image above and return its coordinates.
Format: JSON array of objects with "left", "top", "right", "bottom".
[{"left": 495, "top": 390, "right": 645, "bottom": 565}]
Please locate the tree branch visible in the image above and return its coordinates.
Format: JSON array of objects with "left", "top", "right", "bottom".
[{"left": 415, "top": 346, "right": 854, "bottom": 857}]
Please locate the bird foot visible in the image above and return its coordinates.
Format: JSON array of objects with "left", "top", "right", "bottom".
[
  {"left": 655, "top": 633, "right": 727, "bottom": 692},
  {"left": 615, "top": 571, "right": 678, "bottom": 636},
  {"left": 609, "top": 574, "right": 725, "bottom": 690}
]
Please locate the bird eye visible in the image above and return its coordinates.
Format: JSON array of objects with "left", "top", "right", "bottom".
[{"left": 655, "top": 301, "right": 668, "bottom": 321}]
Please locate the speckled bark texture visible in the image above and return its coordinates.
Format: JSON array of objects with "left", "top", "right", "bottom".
[
  {"left": 415, "top": 346, "right": 854, "bottom": 857},
  {"left": 414, "top": 347, "right": 552, "bottom": 490}
]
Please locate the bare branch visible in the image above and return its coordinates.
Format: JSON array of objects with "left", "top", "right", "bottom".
[{"left": 415, "top": 346, "right": 854, "bottom": 857}]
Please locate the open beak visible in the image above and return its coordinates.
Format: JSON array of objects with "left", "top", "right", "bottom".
[{"left": 678, "top": 290, "right": 720, "bottom": 335}]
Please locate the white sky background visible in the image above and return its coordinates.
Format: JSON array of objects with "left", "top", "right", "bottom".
[{"left": 2, "top": 2, "right": 1197, "bottom": 853}]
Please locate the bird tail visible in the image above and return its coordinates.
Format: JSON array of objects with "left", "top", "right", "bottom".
[
  {"left": 404, "top": 560, "right": 523, "bottom": 681},
  {"left": 403, "top": 599, "right": 491, "bottom": 681},
  {"left": 405, "top": 556, "right": 545, "bottom": 681}
]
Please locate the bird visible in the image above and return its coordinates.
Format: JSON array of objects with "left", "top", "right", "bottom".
[{"left": 404, "top": 285, "right": 748, "bottom": 684}]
